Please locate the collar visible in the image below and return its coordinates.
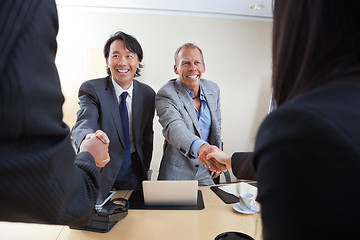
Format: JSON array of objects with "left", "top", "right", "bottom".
[
  {"left": 111, "top": 76, "right": 134, "bottom": 100},
  {"left": 182, "top": 81, "right": 205, "bottom": 101}
]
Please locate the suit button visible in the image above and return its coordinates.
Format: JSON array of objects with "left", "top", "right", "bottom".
[{"left": 195, "top": 164, "right": 199, "bottom": 168}]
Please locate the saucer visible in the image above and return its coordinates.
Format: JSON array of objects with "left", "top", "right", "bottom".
[{"left": 233, "top": 202, "right": 260, "bottom": 214}]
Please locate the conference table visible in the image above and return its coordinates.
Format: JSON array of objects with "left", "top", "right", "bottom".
[{"left": 0, "top": 183, "right": 263, "bottom": 240}]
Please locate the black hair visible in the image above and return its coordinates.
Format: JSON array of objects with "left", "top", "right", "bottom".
[
  {"left": 272, "top": 0, "right": 360, "bottom": 106},
  {"left": 103, "top": 31, "right": 143, "bottom": 77}
]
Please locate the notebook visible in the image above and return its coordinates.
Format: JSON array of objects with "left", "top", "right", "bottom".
[{"left": 142, "top": 180, "right": 198, "bottom": 206}]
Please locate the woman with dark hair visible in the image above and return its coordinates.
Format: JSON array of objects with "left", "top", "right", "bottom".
[
  {"left": 255, "top": 1, "right": 360, "bottom": 239},
  {"left": 204, "top": 0, "right": 360, "bottom": 239}
]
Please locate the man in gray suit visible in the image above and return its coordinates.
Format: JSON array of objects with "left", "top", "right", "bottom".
[
  {"left": 72, "top": 31, "right": 155, "bottom": 202},
  {"left": 156, "top": 43, "right": 222, "bottom": 185}
]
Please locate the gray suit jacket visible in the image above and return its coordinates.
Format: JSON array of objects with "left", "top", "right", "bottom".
[
  {"left": 155, "top": 78, "right": 222, "bottom": 185},
  {"left": 71, "top": 77, "right": 155, "bottom": 201}
]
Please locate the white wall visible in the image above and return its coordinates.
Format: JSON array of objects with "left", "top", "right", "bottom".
[{"left": 55, "top": 6, "right": 272, "bottom": 181}]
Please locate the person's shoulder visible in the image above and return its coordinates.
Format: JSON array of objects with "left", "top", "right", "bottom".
[
  {"left": 134, "top": 79, "right": 155, "bottom": 96},
  {"left": 81, "top": 76, "right": 109, "bottom": 87},
  {"left": 160, "top": 78, "right": 177, "bottom": 87},
  {"left": 256, "top": 90, "right": 334, "bottom": 143},
  {"left": 155, "top": 79, "right": 179, "bottom": 102},
  {"left": 201, "top": 78, "right": 220, "bottom": 94},
  {"left": 201, "top": 78, "right": 219, "bottom": 88},
  {"left": 157, "top": 79, "right": 177, "bottom": 92},
  {"left": 271, "top": 79, "right": 360, "bottom": 121}
]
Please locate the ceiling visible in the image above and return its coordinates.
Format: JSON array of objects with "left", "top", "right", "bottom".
[{"left": 55, "top": 0, "right": 273, "bottom": 21}]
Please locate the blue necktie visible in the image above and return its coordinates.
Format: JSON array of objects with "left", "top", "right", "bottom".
[{"left": 119, "top": 92, "right": 131, "bottom": 170}]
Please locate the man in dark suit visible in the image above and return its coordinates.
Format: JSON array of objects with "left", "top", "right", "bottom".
[
  {"left": 72, "top": 31, "right": 155, "bottom": 203},
  {"left": 0, "top": 0, "right": 110, "bottom": 226}
]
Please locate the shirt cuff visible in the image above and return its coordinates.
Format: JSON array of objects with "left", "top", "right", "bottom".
[{"left": 190, "top": 139, "right": 207, "bottom": 158}]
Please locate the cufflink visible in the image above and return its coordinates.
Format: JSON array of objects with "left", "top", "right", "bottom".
[{"left": 180, "top": 148, "right": 186, "bottom": 154}]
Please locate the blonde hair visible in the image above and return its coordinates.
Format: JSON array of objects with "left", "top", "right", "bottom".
[{"left": 174, "top": 43, "right": 204, "bottom": 66}]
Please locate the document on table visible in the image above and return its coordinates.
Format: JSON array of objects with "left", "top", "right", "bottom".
[{"left": 218, "top": 182, "right": 258, "bottom": 198}]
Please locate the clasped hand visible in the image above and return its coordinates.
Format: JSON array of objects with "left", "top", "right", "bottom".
[
  {"left": 80, "top": 130, "right": 110, "bottom": 168},
  {"left": 198, "top": 144, "right": 231, "bottom": 174}
]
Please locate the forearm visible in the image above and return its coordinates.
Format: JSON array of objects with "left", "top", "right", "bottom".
[
  {"left": 231, "top": 152, "right": 256, "bottom": 180},
  {"left": 72, "top": 87, "right": 100, "bottom": 149},
  {"left": 0, "top": 136, "right": 100, "bottom": 226}
]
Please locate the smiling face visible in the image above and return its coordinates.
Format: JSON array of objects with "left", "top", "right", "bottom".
[
  {"left": 174, "top": 47, "right": 206, "bottom": 93},
  {"left": 106, "top": 39, "right": 139, "bottom": 89}
]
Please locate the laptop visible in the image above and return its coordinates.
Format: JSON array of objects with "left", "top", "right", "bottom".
[{"left": 142, "top": 180, "right": 198, "bottom": 206}]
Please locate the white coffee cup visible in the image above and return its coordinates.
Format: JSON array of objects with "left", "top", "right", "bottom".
[{"left": 239, "top": 192, "right": 257, "bottom": 211}]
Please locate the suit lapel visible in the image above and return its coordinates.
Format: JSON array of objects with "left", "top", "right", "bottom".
[
  {"left": 201, "top": 80, "right": 217, "bottom": 120},
  {"left": 105, "top": 77, "right": 126, "bottom": 148},
  {"left": 174, "top": 79, "right": 201, "bottom": 136}
]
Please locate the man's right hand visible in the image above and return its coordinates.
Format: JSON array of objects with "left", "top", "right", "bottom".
[
  {"left": 198, "top": 144, "right": 227, "bottom": 173},
  {"left": 79, "top": 130, "right": 110, "bottom": 168},
  {"left": 206, "top": 150, "right": 232, "bottom": 171}
]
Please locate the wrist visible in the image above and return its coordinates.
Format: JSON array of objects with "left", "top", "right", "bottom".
[
  {"left": 191, "top": 139, "right": 207, "bottom": 158},
  {"left": 197, "top": 142, "right": 210, "bottom": 156}
]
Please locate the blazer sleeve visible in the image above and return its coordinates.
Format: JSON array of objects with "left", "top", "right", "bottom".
[
  {"left": 0, "top": 0, "right": 100, "bottom": 226},
  {"left": 155, "top": 84, "right": 199, "bottom": 157},
  {"left": 231, "top": 152, "right": 256, "bottom": 180},
  {"left": 71, "top": 81, "right": 100, "bottom": 150}
]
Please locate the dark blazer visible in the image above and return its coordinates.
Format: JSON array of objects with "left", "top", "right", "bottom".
[
  {"left": 0, "top": 0, "right": 100, "bottom": 226},
  {"left": 253, "top": 77, "right": 360, "bottom": 239},
  {"left": 231, "top": 152, "right": 256, "bottom": 180},
  {"left": 72, "top": 77, "right": 155, "bottom": 201}
]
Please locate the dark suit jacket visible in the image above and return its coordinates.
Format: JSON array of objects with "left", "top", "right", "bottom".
[
  {"left": 231, "top": 152, "right": 256, "bottom": 180},
  {"left": 0, "top": 0, "right": 100, "bottom": 226},
  {"left": 253, "top": 77, "right": 360, "bottom": 239},
  {"left": 71, "top": 77, "right": 155, "bottom": 201}
]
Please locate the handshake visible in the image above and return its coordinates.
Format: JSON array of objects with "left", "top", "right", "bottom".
[
  {"left": 197, "top": 143, "right": 232, "bottom": 174},
  {"left": 80, "top": 130, "right": 111, "bottom": 168}
]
